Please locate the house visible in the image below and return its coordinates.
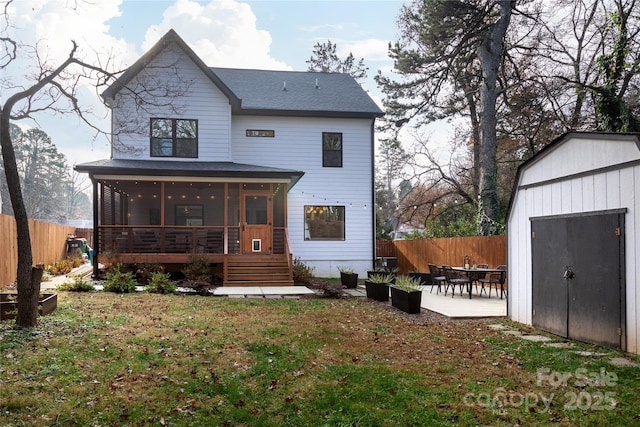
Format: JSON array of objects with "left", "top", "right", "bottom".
[
  {"left": 75, "top": 29, "right": 384, "bottom": 285},
  {"left": 507, "top": 132, "right": 640, "bottom": 355}
]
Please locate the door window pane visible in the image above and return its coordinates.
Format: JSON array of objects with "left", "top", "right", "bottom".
[{"left": 246, "top": 196, "right": 268, "bottom": 224}]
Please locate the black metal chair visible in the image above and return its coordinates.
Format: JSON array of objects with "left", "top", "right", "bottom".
[
  {"left": 442, "top": 265, "right": 470, "bottom": 298},
  {"left": 479, "top": 265, "right": 507, "bottom": 298},
  {"left": 472, "top": 264, "right": 489, "bottom": 295},
  {"left": 428, "top": 263, "right": 447, "bottom": 294}
]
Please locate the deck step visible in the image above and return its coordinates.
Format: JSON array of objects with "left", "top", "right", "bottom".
[{"left": 224, "top": 254, "right": 293, "bottom": 287}]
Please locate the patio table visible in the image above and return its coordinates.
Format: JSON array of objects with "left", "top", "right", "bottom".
[{"left": 451, "top": 266, "right": 506, "bottom": 299}]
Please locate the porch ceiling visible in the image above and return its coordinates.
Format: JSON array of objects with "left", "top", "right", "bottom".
[{"left": 75, "top": 159, "right": 304, "bottom": 188}]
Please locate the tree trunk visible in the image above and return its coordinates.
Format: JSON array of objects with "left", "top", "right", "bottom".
[
  {"left": 16, "top": 266, "right": 43, "bottom": 326},
  {"left": 1, "top": 107, "right": 37, "bottom": 327},
  {"left": 476, "top": 1, "right": 513, "bottom": 235}
]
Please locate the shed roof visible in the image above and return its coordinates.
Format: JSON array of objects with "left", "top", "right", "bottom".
[{"left": 506, "top": 132, "right": 640, "bottom": 221}]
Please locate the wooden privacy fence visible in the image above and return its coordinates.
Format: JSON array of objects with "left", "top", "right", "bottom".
[
  {"left": 0, "top": 214, "right": 76, "bottom": 288},
  {"left": 378, "top": 235, "right": 506, "bottom": 273}
]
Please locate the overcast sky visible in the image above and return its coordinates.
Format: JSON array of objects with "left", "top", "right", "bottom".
[{"left": 2, "top": 0, "right": 406, "bottom": 166}]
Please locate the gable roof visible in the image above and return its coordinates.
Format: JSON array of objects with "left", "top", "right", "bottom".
[
  {"left": 101, "top": 29, "right": 240, "bottom": 109},
  {"left": 102, "top": 29, "right": 383, "bottom": 119}
]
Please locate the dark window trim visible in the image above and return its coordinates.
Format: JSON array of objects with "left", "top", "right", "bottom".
[
  {"left": 322, "top": 132, "right": 343, "bottom": 168},
  {"left": 246, "top": 129, "right": 275, "bottom": 137},
  {"left": 150, "top": 118, "right": 198, "bottom": 158}
]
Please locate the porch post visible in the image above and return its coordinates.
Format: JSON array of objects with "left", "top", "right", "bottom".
[{"left": 92, "top": 178, "right": 99, "bottom": 278}]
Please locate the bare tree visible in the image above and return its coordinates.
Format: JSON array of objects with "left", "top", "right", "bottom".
[{"left": 0, "top": 3, "right": 188, "bottom": 326}]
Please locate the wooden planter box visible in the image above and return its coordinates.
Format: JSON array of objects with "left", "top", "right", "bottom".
[
  {"left": 390, "top": 287, "right": 422, "bottom": 314},
  {"left": 364, "top": 280, "right": 390, "bottom": 302},
  {"left": 0, "top": 293, "right": 58, "bottom": 321},
  {"left": 340, "top": 272, "right": 359, "bottom": 289}
]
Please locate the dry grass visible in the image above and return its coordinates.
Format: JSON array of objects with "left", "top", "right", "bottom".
[{"left": 0, "top": 291, "right": 638, "bottom": 426}]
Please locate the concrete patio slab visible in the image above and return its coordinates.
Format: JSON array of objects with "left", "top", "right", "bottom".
[{"left": 420, "top": 287, "right": 507, "bottom": 318}]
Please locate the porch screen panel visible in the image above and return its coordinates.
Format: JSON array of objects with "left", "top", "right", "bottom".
[
  {"left": 273, "top": 184, "right": 286, "bottom": 254},
  {"left": 228, "top": 184, "right": 239, "bottom": 225},
  {"left": 114, "top": 192, "right": 122, "bottom": 225},
  {"left": 102, "top": 185, "right": 114, "bottom": 225},
  {"left": 227, "top": 184, "right": 240, "bottom": 254}
]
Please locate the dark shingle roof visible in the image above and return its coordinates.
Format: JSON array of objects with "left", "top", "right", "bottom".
[
  {"left": 212, "top": 68, "right": 384, "bottom": 118},
  {"left": 75, "top": 159, "right": 304, "bottom": 187},
  {"left": 101, "top": 29, "right": 383, "bottom": 119}
]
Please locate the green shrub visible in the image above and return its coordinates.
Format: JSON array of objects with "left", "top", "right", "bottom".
[
  {"left": 292, "top": 257, "right": 314, "bottom": 285},
  {"left": 182, "top": 253, "right": 211, "bottom": 281},
  {"left": 146, "top": 272, "right": 177, "bottom": 294},
  {"left": 103, "top": 264, "right": 137, "bottom": 293},
  {"left": 182, "top": 253, "right": 213, "bottom": 295},
  {"left": 57, "top": 275, "right": 95, "bottom": 292},
  {"left": 135, "top": 263, "right": 163, "bottom": 286}
]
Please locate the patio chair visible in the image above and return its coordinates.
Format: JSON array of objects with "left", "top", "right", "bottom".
[
  {"left": 479, "top": 265, "right": 507, "bottom": 298},
  {"left": 442, "top": 265, "right": 470, "bottom": 298},
  {"left": 428, "top": 264, "right": 447, "bottom": 294},
  {"left": 472, "top": 264, "right": 489, "bottom": 295}
]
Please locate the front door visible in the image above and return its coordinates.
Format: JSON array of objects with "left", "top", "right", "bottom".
[{"left": 241, "top": 188, "right": 272, "bottom": 254}]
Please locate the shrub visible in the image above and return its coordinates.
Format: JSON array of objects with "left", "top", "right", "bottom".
[
  {"left": 313, "top": 280, "right": 343, "bottom": 298},
  {"left": 146, "top": 272, "right": 177, "bottom": 294},
  {"left": 292, "top": 257, "right": 314, "bottom": 285},
  {"left": 182, "top": 253, "right": 211, "bottom": 281},
  {"left": 181, "top": 253, "right": 213, "bottom": 295},
  {"left": 46, "top": 259, "right": 74, "bottom": 276},
  {"left": 57, "top": 275, "right": 95, "bottom": 292},
  {"left": 135, "top": 263, "right": 163, "bottom": 286},
  {"left": 103, "top": 264, "right": 137, "bottom": 293}
]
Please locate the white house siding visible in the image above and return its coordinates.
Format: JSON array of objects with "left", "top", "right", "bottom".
[
  {"left": 508, "top": 134, "right": 640, "bottom": 355},
  {"left": 110, "top": 43, "right": 232, "bottom": 162},
  {"left": 231, "top": 115, "right": 374, "bottom": 277}
]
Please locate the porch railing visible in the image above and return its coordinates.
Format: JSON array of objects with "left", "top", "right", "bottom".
[
  {"left": 98, "top": 225, "right": 287, "bottom": 256},
  {"left": 98, "top": 226, "right": 240, "bottom": 255}
]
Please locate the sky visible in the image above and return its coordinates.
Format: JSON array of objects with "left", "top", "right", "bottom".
[{"left": 2, "top": 0, "right": 411, "bottom": 168}]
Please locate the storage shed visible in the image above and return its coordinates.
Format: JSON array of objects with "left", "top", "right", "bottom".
[{"left": 507, "top": 132, "right": 640, "bottom": 355}]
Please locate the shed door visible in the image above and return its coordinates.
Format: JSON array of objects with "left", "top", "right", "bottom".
[{"left": 532, "top": 212, "right": 624, "bottom": 349}]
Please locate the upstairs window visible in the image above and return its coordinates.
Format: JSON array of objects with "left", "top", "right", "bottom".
[
  {"left": 151, "top": 118, "right": 198, "bottom": 158},
  {"left": 322, "top": 132, "right": 342, "bottom": 167}
]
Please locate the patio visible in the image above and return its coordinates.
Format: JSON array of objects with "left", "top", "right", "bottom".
[{"left": 419, "top": 287, "right": 507, "bottom": 318}]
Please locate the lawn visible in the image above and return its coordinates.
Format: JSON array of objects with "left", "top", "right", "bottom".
[{"left": 1, "top": 291, "right": 639, "bottom": 426}]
